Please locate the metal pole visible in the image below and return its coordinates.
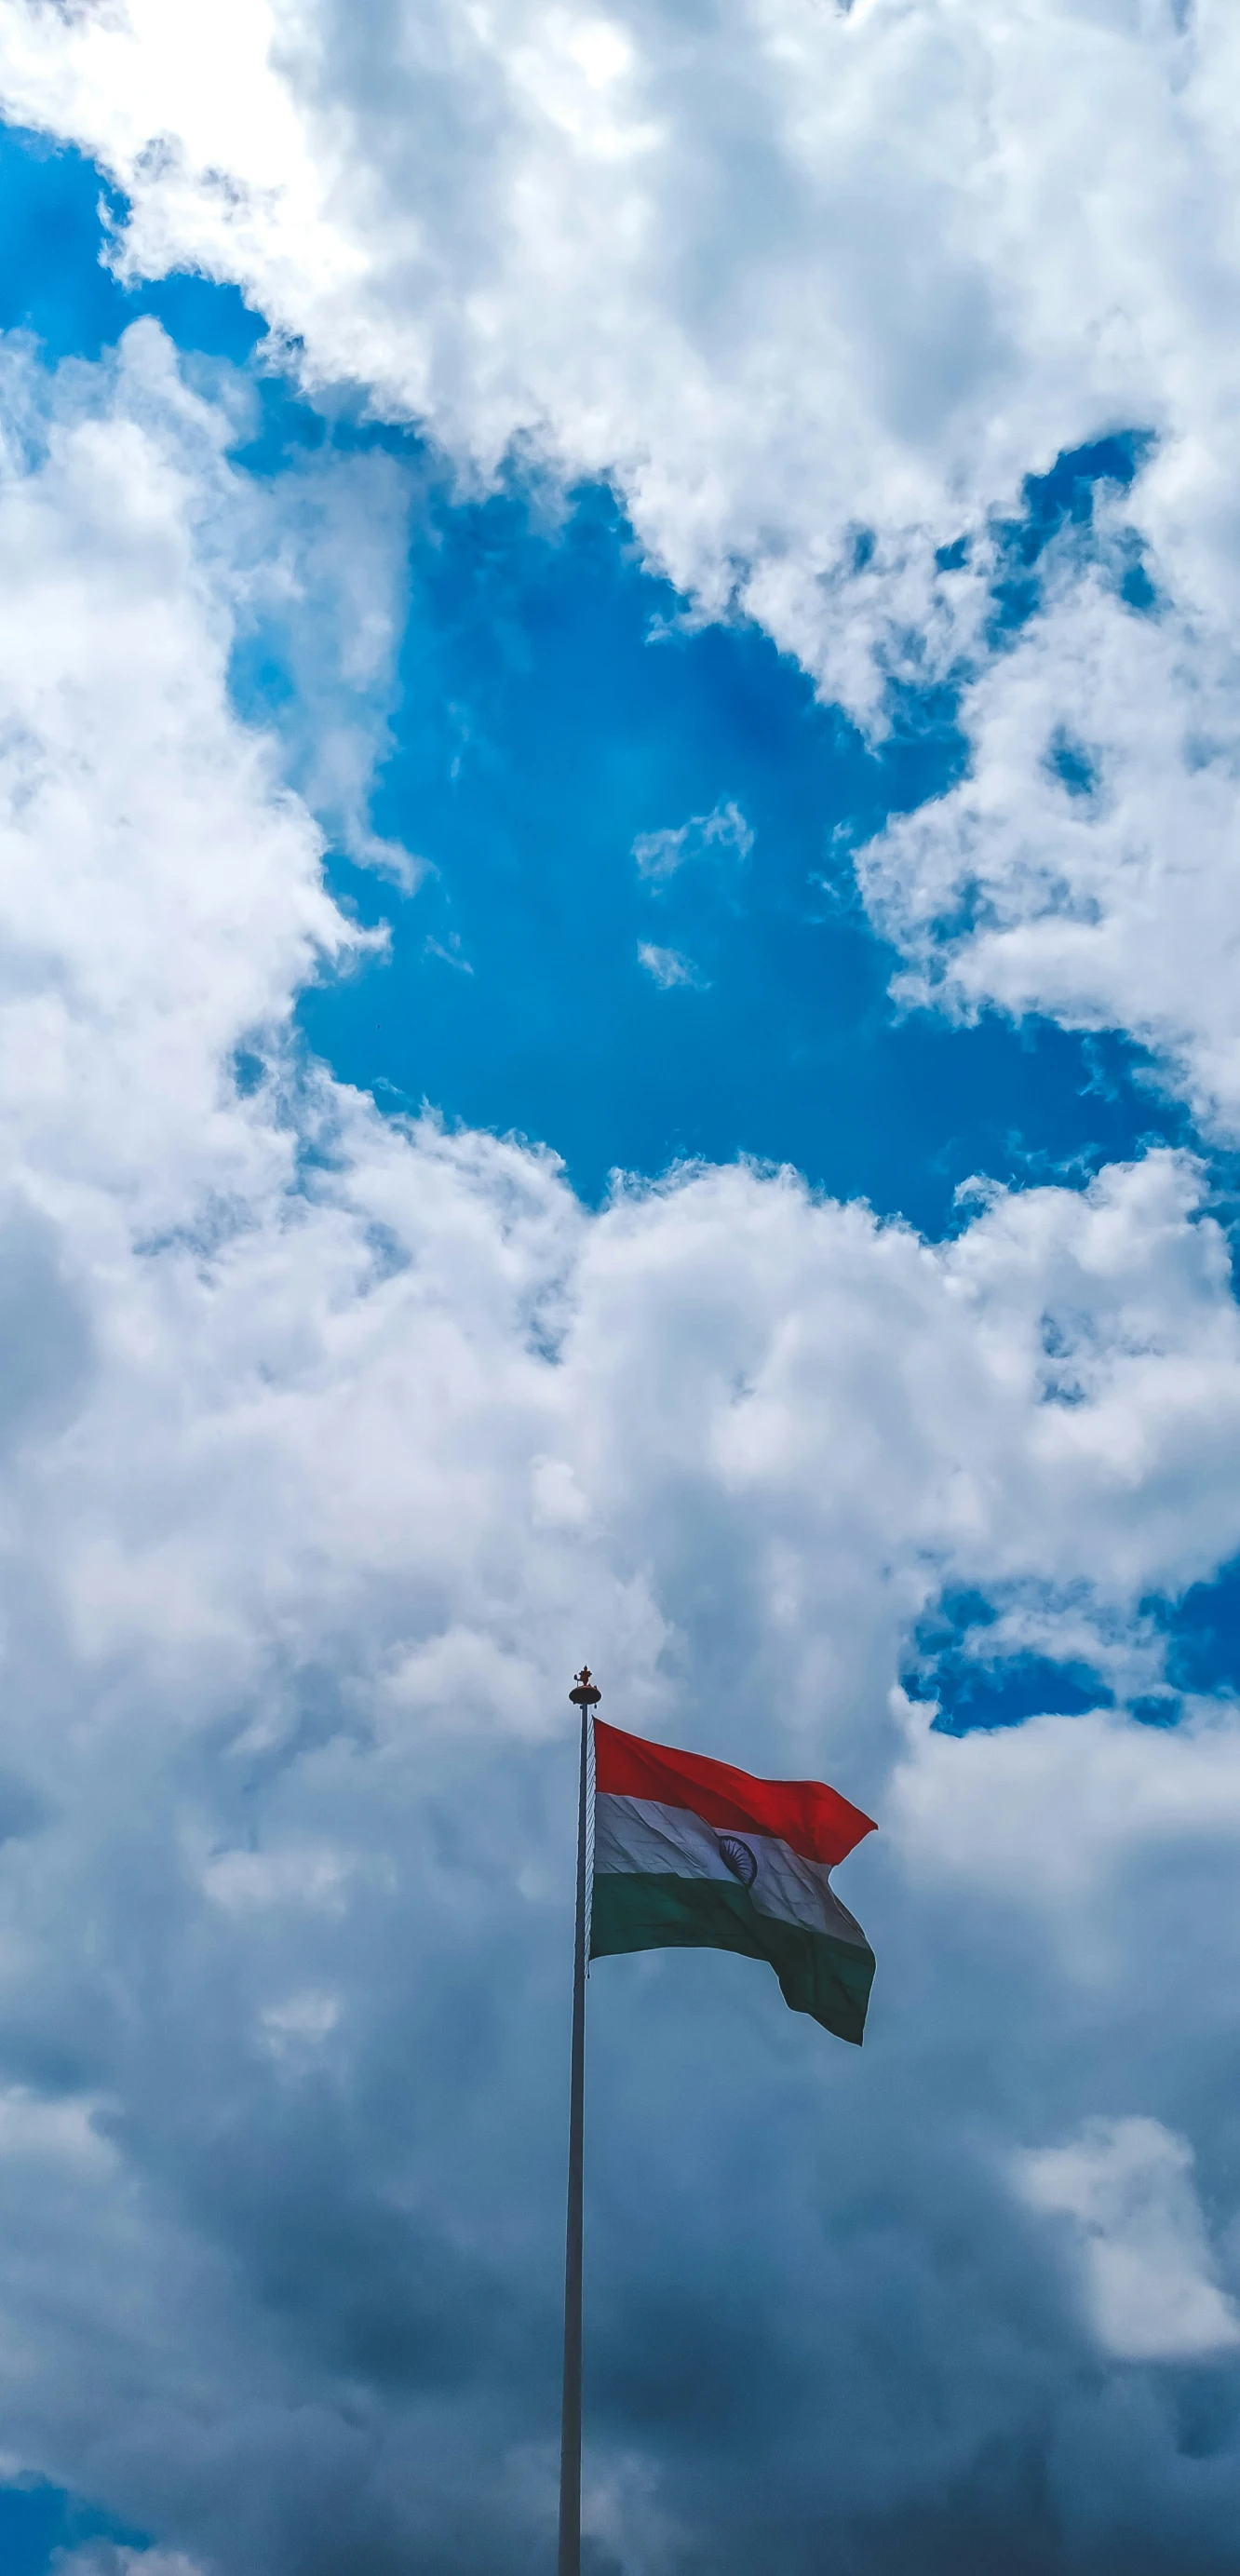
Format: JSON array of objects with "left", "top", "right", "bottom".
[{"left": 559, "top": 1666, "right": 599, "bottom": 2576}]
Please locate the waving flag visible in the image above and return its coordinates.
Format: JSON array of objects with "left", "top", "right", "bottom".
[{"left": 589, "top": 1720, "right": 877, "bottom": 2043}]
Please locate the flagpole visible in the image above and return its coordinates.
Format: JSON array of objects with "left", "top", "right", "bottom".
[{"left": 559, "top": 1665, "right": 600, "bottom": 2576}]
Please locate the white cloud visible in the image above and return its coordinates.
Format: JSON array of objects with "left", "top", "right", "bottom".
[
  {"left": 632, "top": 799, "right": 752, "bottom": 884},
  {"left": 0, "top": 323, "right": 350, "bottom": 1228},
  {"left": 5, "top": 3, "right": 1240, "bottom": 1115},
  {"left": 200, "top": 1845, "right": 358, "bottom": 1917},
  {"left": 259, "top": 1989, "right": 341, "bottom": 2059},
  {"left": 636, "top": 939, "right": 706, "bottom": 988},
  {"left": 859, "top": 545, "right": 1240, "bottom": 1136},
  {"left": 0, "top": 2085, "right": 114, "bottom": 2169},
  {"left": 890, "top": 1695, "right": 1240, "bottom": 1909},
  {"left": 2, "top": 266, "right": 1240, "bottom": 2576},
  {"left": 0, "top": 0, "right": 1229, "bottom": 708},
  {"left": 1016, "top": 2117, "right": 1240, "bottom": 2365}
]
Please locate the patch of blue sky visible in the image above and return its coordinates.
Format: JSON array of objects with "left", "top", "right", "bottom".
[
  {"left": 1146, "top": 1556, "right": 1240, "bottom": 1706},
  {"left": 919, "top": 1647, "right": 1116, "bottom": 1738},
  {"left": 0, "top": 118, "right": 1189, "bottom": 1234},
  {"left": 906, "top": 1555, "right": 1240, "bottom": 1734},
  {"left": 296, "top": 469, "right": 1184, "bottom": 1229},
  {"left": 0, "top": 120, "right": 263, "bottom": 365},
  {"left": 903, "top": 1586, "right": 1113, "bottom": 1735},
  {"left": 985, "top": 431, "right": 1161, "bottom": 638},
  {"left": 0, "top": 2477, "right": 146, "bottom": 2576}
]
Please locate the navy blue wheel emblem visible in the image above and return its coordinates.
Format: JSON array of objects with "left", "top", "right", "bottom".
[{"left": 719, "top": 1834, "right": 757, "bottom": 1888}]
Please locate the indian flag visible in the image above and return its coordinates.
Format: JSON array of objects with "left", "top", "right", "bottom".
[{"left": 589, "top": 1720, "right": 877, "bottom": 2044}]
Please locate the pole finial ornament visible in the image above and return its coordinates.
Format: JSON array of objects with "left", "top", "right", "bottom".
[{"left": 569, "top": 1666, "right": 601, "bottom": 1707}]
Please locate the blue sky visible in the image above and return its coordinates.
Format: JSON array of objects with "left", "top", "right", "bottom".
[
  {"left": 0, "top": 2482, "right": 144, "bottom": 2576},
  {"left": 5, "top": 15, "right": 1240, "bottom": 2573},
  {"left": 0, "top": 126, "right": 1183, "bottom": 1232},
  {"left": 300, "top": 459, "right": 1180, "bottom": 1227}
]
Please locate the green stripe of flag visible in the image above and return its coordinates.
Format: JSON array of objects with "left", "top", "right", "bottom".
[{"left": 590, "top": 1871, "right": 875, "bottom": 2045}]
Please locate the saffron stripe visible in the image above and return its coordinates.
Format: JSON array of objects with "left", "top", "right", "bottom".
[{"left": 593, "top": 1720, "right": 875, "bottom": 1867}]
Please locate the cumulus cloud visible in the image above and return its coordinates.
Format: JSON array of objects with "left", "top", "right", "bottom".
[
  {"left": 0, "top": 0, "right": 1229, "bottom": 698},
  {"left": 858, "top": 530, "right": 1240, "bottom": 1136},
  {"left": 6, "top": 3, "right": 1240, "bottom": 1122},
  {"left": 1015, "top": 2117, "right": 1240, "bottom": 2365},
  {"left": 0, "top": 320, "right": 348, "bottom": 1218},
  {"left": 0, "top": 316, "right": 1238, "bottom": 2569},
  {"left": 891, "top": 1695, "right": 1240, "bottom": 1908}
]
